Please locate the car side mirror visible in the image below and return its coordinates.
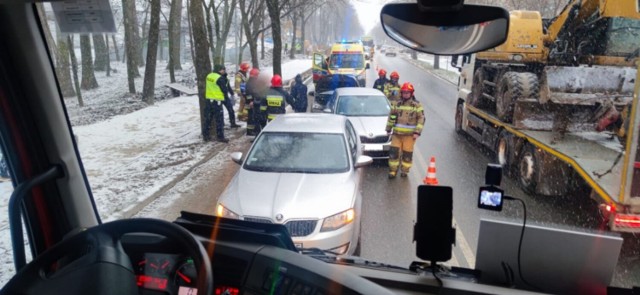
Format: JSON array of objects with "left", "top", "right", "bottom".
[
  {"left": 323, "top": 108, "right": 332, "bottom": 113},
  {"left": 308, "top": 91, "right": 315, "bottom": 97},
  {"left": 231, "top": 152, "right": 243, "bottom": 165},
  {"left": 355, "top": 155, "right": 373, "bottom": 168},
  {"left": 380, "top": 3, "right": 509, "bottom": 55}
]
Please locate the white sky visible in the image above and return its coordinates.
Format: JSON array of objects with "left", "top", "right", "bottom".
[{"left": 351, "top": 0, "right": 387, "bottom": 35}]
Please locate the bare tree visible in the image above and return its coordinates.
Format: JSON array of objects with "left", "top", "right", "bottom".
[
  {"left": 111, "top": 35, "right": 120, "bottom": 62},
  {"left": 168, "top": 0, "right": 183, "bottom": 84},
  {"left": 190, "top": 0, "right": 214, "bottom": 139},
  {"left": 55, "top": 28, "right": 76, "bottom": 97},
  {"left": 123, "top": 0, "right": 141, "bottom": 93},
  {"left": 68, "top": 36, "right": 83, "bottom": 106},
  {"left": 204, "top": 0, "right": 238, "bottom": 66},
  {"left": 80, "top": 35, "right": 99, "bottom": 90},
  {"left": 143, "top": 0, "right": 161, "bottom": 104},
  {"left": 93, "top": 34, "right": 109, "bottom": 71},
  {"left": 239, "top": 0, "right": 269, "bottom": 67},
  {"left": 105, "top": 35, "right": 111, "bottom": 77}
]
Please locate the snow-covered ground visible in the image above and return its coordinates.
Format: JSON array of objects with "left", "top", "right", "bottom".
[
  {"left": 401, "top": 53, "right": 460, "bottom": 85},
  {"left": 0, "top": 59, "right": 310, "bottom": 285}
]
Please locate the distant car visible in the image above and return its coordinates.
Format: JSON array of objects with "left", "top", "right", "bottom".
[
  {"left": 326, "top": 88, "right": 392, "bottom": 159},
  {"left": 385, "top": 48, "right": 397, "bottom": 57},
  {"left": 217, "top": 113, "right": 373, "bottom": 255},
  {"left": 310, "top": 74, "right": 360, "bottom": 111}
]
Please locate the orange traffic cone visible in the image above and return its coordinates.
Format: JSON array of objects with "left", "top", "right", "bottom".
[{"left": 423, "top": 157, "right": 439, "bottom": 185}]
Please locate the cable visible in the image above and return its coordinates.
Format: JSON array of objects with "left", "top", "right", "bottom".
[
  {"left": 504, "top": 196, "right": 542, "bottom": 292},
  {"left": 430, "top": 260, "right": 443, "bottom": 287}
]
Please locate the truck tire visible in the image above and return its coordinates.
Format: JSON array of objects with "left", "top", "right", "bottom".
[
  {"left": 496, "top": 72, "right": 539, "bottom": 123},
  {"left": 495, "top": 130, "right": 513, "bottom": 174},
  {"left": 517, "top": 143, "right": 539, "bottom": 194},
  {"left": 469, "top": 68, "right": 487, "bottom": 108},
  {"left": 455, "top": 103, "right": 464, "bottom": 134}
]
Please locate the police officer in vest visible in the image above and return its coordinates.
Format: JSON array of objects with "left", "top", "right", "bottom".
[
  {"left": 205, "top": 65, "right": 230, "bottom": 142},
  {"left": 265, "top": 75, "right": 294, "bottom": 122}
]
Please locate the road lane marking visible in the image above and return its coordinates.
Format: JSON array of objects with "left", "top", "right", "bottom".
[{"left": 412, "top": 148, "right": 476, "bottom": 269}]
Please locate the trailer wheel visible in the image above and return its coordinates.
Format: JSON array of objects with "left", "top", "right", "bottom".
[
  {"left": 469, "top": 68, "right": 487, "bottom": 108},
  {"left": 495, "top": 131, "right": 513, "bottom": 174},
  {"left": 455, "top": 103, "right": 464, "bottom": 134},
  {"left": 518, "top": 144, "right": 539, "bottom": 194},
  {"left": 496, "top": 72, "right": 539, "bottom": 123}
]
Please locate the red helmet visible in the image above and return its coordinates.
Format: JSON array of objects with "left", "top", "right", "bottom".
[
  {"left": 271, "top": 74, "right": 283, "bottom": 87},
  {"left": 249, "top": 68, "right": 260, "bottom": 78},
  {"left": 378, "top": 69, "right": 386, "bottom": 76},
  {"left": 390, "top": 71, "right": 399, "bottom": 79},
  {"left": 240, "top": 62, "right": 250, "bottom": 72},
  {"left": 401, "top": 82, "right": 414, "bottom": 95}
]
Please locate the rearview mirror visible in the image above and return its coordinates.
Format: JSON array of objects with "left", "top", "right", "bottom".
[
  {"left": 380, "top": 3, "right": 509, "bottom": 55},
  {"left": 231, "top": 152, "right": 243, "bottom": 165}
]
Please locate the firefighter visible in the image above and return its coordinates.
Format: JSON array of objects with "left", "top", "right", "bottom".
[
  {"left": 289, "top": 74, "right": 308, "bottom": 113},
  {"left": 265, "top": 75, "right": 295, "bottom": 123},
  {"left": 384, "top": 71, "right": 401, "bottom": 102},
  {"left": 386, "top": 82, "right": 425, "bottom": 178},
  {"left": 204, "top": 65, "right": 230, "bottom": 143},
  {"left": 245, "top": 68, "right": 261, "bottom": 136},
  {"left": 373, "top": 69, "right": 388, "bottom": 92},
  {"left": 235, "top": 62, "right": 250, "bottom": 122}
]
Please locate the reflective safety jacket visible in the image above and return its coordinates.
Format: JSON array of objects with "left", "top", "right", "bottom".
[
  {"left": 205, "top": 73, "right": 224, "bottom": 101},
  {"left": 373, "top": 77, "right": 388, "bottom": 92},
  {"left": 386, "top": 97, "right": 425, "bottom": 136},
  {"left": 384, "top": 82, "right": 401, "bottom": 102},
  {"left": 235, "top": 71, "right": 247, "bottom": 96},
  {"left": 265, "top": 87, "right": 294, "bottom": 121}
]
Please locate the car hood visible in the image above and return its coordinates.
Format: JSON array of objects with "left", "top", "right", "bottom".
[
  {"left": 347, "top": 116, "right": 389, "bottom": 138},
  {"left": 219, "top": 169, "right": 357, "bottom": 222}
]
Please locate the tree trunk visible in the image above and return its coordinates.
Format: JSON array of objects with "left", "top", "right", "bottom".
[
  {"left": 105, "top": 35, "right": 111, "bottom": 77},
  {"left": 92, "top": 34, "right": 109, "bottom": 71},
  {"left": 187, "top": 0, "right": 196, "bottom": 63},
  {"left": 36, "top": 4, "right": 58, "bottom": 63},
  {"left": 111, "top": 35, "right": 120, "bottom": 62},
  {"left": 55, "top": 29, "right": 76, "bottom": 97},
  {"left": 205, "top": 3, "right": 216, "bottom": 63},
  {"left": 433, "top": 54, "right": 440, "bottom": 69},
  {"left": 261, "top": 28, "right": 265, "bottom": 60},
  {"left": 68, "top": 36, "right": 83, "bottom": 106},
  {"left": 80, "top": 35, "right": 99, "bottom": 90},
  {"left": 139, "top": 2, "right": 150, "bottom": 67},
  {"left": 142, "top": 0, "right": 161, "bottom": 104},
  {"left": 301, "top": 12, "right": 308, "bottom": 56},
  {"left": 289, "top": 13, "right": 297, "bottom": 60},
  {"left": 190, "top": 0, "right": 214, "bottom": 139},
  {"left": 266, "top": 0, "right": 282, "bottom": 75},
  {"left": 123, "top": 0, "right": 140, "bottom": 93},
  {"left": 167, "top": 0, "right": 183, "bottom": 78}
]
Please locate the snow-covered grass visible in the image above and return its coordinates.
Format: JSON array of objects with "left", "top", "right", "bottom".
[{"left": 0, "top": 58, "right": 310, "bottom": 286}]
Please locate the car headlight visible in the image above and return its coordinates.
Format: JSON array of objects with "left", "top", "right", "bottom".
[
  {"left": 216, "top": 204, "right": 240, "bottom": 219},
  {"left": 321, "top": 209, "right": 355, "bottom": 232}
]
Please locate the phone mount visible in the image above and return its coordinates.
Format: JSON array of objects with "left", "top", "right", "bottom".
[{"left": 414, "top": 185, "right": 456, "bottom": 263}]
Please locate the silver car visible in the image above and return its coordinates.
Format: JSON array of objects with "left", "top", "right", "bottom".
[
  {"left": 216, "top": 113, "right": 372, "bottom": 255},
  {"left": 326, "top": 87, "right": 392, "bottom": 159}
]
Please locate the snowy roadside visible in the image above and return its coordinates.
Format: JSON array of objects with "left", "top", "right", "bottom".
[
  {"left": 0, "top": 59, "right": 311, "bottom": 285},
  {"left": 400, "top": 53, "right": 460, "bottom": 85}
]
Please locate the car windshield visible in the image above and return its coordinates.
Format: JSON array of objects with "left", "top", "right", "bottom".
[
  {"left": 330, "top": 53, "right": 364, "bottom": 69},
  {"left": 336, "top": 95, "right": 390, "bottom": 116},
  {"left": 244, "top": 132, "right": 349, "bottom": 173},
  {"left": 1, "top": 0, "right": 639, "bottom": 292}
]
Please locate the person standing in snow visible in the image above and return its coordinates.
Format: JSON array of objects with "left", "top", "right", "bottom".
[{"left": 289, "top": 74, "right": 308, "bottom": 113}]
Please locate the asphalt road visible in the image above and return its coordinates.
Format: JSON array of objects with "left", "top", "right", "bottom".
[{"left": 354, "top": 53, "right": 639, "bottom": 288}]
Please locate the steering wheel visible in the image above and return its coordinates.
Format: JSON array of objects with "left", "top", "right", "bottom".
[{"left": 0, "top": 218, "right": 213, "bottom": 295}]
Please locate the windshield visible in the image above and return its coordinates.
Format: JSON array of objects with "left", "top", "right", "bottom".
[
  {"left": 1, "top": 0, "right": 639, "bottom": 292},
  {"left": 606, "top": 18, "right": 640, "bottom": 55},
  {"left": 330, "top": 53, "right": 364, "bottom": 69},
  {"left": 336, "top": 95, "right": 390, "bottom": 116},
  {"left": 244, "top": 132, "right": 349, "bottom": 173}
]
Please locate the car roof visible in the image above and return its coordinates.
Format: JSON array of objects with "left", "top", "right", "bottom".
[
  {"left": 335, "top": 87, "right": 386, "bottom": 96},
  {"left": 263, "top": 113, "right": 347, "bottom": 134}
]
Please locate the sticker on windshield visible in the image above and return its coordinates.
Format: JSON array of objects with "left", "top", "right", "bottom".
[{"left": 51, "top": 0, "right": 116, "bottom": 33}]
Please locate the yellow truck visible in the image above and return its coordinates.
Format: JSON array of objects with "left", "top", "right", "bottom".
[
  {"left": 312, "top": 41, "right": 370, "bottom": 86},
  {"left": 453, "top": 0, "right": 640, "bottom": 232}
]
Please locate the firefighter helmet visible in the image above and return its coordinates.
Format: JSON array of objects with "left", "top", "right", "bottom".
[{"left": 271, "top": 75, "right": 283, "bottom": 87}]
